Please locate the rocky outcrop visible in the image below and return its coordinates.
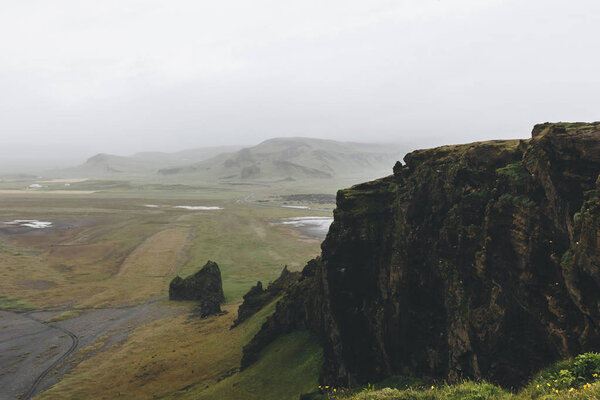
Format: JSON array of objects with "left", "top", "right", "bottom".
[
  {"left": 242, "top": 122, "right": 600, "bottom": 388},
  {"left": 169, "top": 260, "right": 226, "bottom": 317},
  {"left": 232, "top": 266, "right": 300, "bottom": 328}
]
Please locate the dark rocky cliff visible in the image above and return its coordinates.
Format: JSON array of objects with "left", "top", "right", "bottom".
[
  {"left": 241, "top": 122, "right": 600, "bottom": 388},
  {"left": 232, "top": 266, "right": 300, "bottom": 328},
  {"left": 169, "top": 260, "right": 225, "bottom": 317}
]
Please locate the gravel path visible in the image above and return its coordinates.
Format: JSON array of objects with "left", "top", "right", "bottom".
[
  {"left": 0, "top": 311, "right": 73, "bottom": 400},
  {"left": 0, "top": 301, "right": 178, "bottom": 400},
  {"left": 19, "top": 314, "right": 78, "bottom": 400}
]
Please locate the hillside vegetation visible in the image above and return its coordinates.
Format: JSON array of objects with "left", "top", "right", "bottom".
[
  {"left": 162, "top": 331, "right": 322, "bottom": 400},
  {"left": 317, "top": 353, "right": 600, "bottom": 400}
]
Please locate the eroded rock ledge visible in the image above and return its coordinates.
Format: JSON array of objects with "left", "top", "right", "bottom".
[
  {"left": 242, "top": 122, "right": 600, "bottom": 388},
  {"left": 232, "top": 266, "right": 300, "bottom": 328},
  {"left": 169, "top": 260, "right": 225, "bottom": 317}
]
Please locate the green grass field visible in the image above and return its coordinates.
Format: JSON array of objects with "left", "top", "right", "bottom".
[
  {"left": 0, "top": 178, "right": 334, "bottom": 399},
  {"left": 0, "top": 180, "right": 332, "bottom": 308}
]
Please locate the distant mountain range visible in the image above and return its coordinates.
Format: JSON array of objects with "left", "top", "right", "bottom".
[
  {"left": 58, "top": 138, "right": 407, "bottom": 181},
  {"left": 158, "top": 137, "right": 405, "bottom": 181},
  {"left": 57, "top": 146, "right": 243, "bottom": 177}
]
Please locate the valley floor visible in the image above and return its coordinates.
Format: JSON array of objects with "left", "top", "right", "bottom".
[
  {"left": 1, "top": 301, "right": 175, "bottom": 399},
  {"left": 0, "top": 179, "right": 335, "bottom": 399}
]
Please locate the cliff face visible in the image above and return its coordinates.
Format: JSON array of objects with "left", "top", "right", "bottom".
[
  {"left": 242, "top": 122, "right": 600, "bottom": 388},
  {"left": 232, "top": 266, "right": 300, "bottom": 328}
]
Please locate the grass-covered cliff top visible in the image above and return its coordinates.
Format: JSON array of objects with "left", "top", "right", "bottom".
[
  {"left": 404, "top": 139, "right": 521, "bottom": 168},
  {"left": 402, "top": 121, "right": 600, "bottom": 170},
  {"left": 532, "top": 121, "right": 600, "bottom": 138}
]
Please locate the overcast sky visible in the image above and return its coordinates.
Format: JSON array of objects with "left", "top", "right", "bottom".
[{"left": 1, "top": 0, "right": 599, "bottom": 164}]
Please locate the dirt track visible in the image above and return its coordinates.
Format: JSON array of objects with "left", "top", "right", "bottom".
[
  {"left": 0, "top": 301, "right": 179, "bottom": 400},
  {"left": 0, "top": 311, "right": 73, "bottom": 400}
]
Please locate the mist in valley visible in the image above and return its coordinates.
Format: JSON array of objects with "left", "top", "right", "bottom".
[
  {"left": 1, "top": 2, "right": 600, "bottom": 400},
  {"left": 2, "top": 0, "right": 599, "bottom": 172}
]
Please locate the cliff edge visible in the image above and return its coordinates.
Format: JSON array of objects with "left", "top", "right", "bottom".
[{"left": 242, "top": 122, "right": 600, "bottom": 388}]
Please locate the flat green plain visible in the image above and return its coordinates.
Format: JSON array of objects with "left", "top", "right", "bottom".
[
  {"left": 0, "top": 180, "right": 333, "bottom": 308},
  {"left": 0, "top": 178, "right": 337, "bottom": 399}
]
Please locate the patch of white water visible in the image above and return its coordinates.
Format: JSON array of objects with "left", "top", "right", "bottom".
[
  {"left": 275, "top": 216, "right": 333, "bottom": 238},
  {"left": 173, "top": 205, "right": 223, "bottom": 210},
  {"left": 144, "top": 204, "right": 159, "bottom": 208},
  {"left": 281, "top": 205, "right": 310, "bottom": 209},
  {"left": 3, "top": 220, "right": 53, "bottom": 229}
]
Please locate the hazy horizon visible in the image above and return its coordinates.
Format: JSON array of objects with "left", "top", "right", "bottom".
[
  {"left": 0, "top": 135, "right": 415, "bottom": 173},
  {"left": 1, "top": 0, "right": 599, "bottom": 165}
]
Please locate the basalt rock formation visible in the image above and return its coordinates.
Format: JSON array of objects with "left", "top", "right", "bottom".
[
  {"left": 241, "top": 122, "right": 600, "bottom": 388},
  {"left": 232, "top": 266, "right": 300, "bottom": 328},
  {"left": 169, "top": 260, "right": 226, "bottom": 317}
]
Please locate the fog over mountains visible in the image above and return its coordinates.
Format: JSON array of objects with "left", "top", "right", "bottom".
[
  {"left": 57, "top": 145, "right": 243, "bottom": 177},
  {"left": 57, "top": 137, "right": 406, "bottom": 182}
]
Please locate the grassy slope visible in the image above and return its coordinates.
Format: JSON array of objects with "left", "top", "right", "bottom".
[
  {"left": 323, "top": 353, "right": 600, "bottom": 400},
  {"left": 36, "top": 300, "right": 278, "bottom": 399},
  {"left": 0, "top": 295, "right": 31, "bottom": 310},
  {"left": 177, "top": 331, "right": 323, "bottom": 400},
  {"left": 330, "top": 381, "right": 600, "bottom": 400}
]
